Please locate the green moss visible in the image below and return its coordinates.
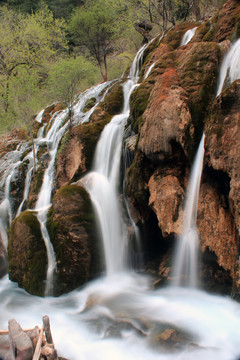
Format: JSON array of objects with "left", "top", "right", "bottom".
[
  {"left": 75, "top": 115, "right": 111, "bottom": 171},
  {"left": 56, "top": 132, "right": 71, "bottom": 159},
  {"left": 83, "top": 97, "right": 97, "bottom": 113},
  {"left": 129, "top": 82, "right": 152, "bottom": 133},
  {"left": 8, "top": 211, "right": 46, "bottom": 296},
  {"left": 46, "top": 184, "right": 100, "bottom": 295},
  {"left": 101, "top": 80, "right": 124, "bottom": 115},
  {"left": 233, "top": 14, "right": 240, "bottom": 40},
  {"left": 195, "top": 20, "right": 212, "bottom": 41},
  {"left": 126, "top": 151, "right": 150, "bottom": 206}
]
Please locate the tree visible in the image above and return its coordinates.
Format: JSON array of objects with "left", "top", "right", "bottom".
[
  {"left": 10, "top": 68, "right": 45, "bottom": 173},
  {"left": 48, "top": 56, "right": 96, "bottom": 127},
  {"left": 69, "top": 0, "right": 125, "bottom": 81},
  {"left": 0, "top": 5, "right": 66, "bottom": 113}
]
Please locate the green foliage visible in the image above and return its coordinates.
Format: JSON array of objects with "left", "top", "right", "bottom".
[
  {"left": 47, "top": 56, "right": 97, "bottom": 124},
  {"left": 69, "top": 0, "right": 128, "bottom": 80}
]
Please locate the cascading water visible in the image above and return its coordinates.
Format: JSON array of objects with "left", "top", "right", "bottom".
[
  {"left": 216, "top": 38, "right": 240, "bottom": 96},
  {"left": 172, "top": 134, "right": 205, "bottom": 287},
  {"left": 82, "top": 46, "right": 145, "bottom": 275},
  {"left": 2, "top": 36, "right": 240, "bottom": 360},
  {"left": 34, "top": 81, "right": 117, "bottom": 295},
  {"left": 180, "top": 26, "right": 198, "bottom": 46}
]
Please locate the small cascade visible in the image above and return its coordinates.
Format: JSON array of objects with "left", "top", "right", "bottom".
[
  {"left": 0, "top": 160, "right": 21, "bottom": 250},
  {"left": 172, "top": 134, "right": 205, "bottom": 287},
  {"left": 180, "top": 26, "right": 198, "bottom": 46},
  {"left": 82, "top": 44, "right": 147, "bottom": 275},
  {"left": 16, "top": 126, "right": 46, "bottom": 217},
  {"left": 34, "top": 110, "right": 68, "bottom": 296},
  {"left": 216, "top": 38, "right": 240, "bottom": 96},
  {"left": 144, "top": 62, "right": 156, "bottom": 80},
  {"left": 73, "top": 81, "right": 115, "bottom": 125}
]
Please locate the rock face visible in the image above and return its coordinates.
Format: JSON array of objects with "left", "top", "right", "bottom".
[
  {"left": 2, "top": 0, "right": 240, "bottom": 297},
  {"left": 47, "top": 184, "right": 99, "bottom": 296},
  {"left": 125, "top": 0, "right": 240, "bottom": 294},
  {"left": 8, "top": 211, "right": 47, "bottom": 296}
]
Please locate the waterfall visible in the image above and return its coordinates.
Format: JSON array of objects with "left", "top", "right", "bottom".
[
  {"left": 216, "top": 38, "right": 240, "bottom": 96},
  {"left": 82, "top": 45, "right": 147, "bottom": 275},
  {"left": 180, "top": 26, "right": 198, "bottom": 46},
  {"left": 172, "top": 134, "right": 205, "bottom": 287},
  {"left": 0, "top": 160, "right": 21, "bottom": 250}
]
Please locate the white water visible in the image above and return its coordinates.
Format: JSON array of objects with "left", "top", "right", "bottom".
[
  {"left": 180, "top": 27, "right": 198, "bottom": 46},
  {"left": 82, "top": 44, "right": 146, "bottom": 275},
  {"left": 144, "top": 62, "right": 156, "bottom": 79},
  {"left": 172, "top": 134, "right": 205, "bottom": 287},
  {"left": 216, "top": 38, "right": 240, "bottom": 96},
  {"left": 0, "top": 160, "right": 21, "bottom": 250},
  {"left": 1, "top": 272, "right": 240, "bottom": 360},
  {"left": 1, "top": 37, "right": 240, "bottom": 360}
]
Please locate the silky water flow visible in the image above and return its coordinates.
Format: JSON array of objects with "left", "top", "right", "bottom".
[{"left": 1, "top": 38, "right": 240, "bottom": 360}]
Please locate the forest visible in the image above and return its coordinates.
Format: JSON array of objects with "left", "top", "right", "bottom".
[{"left": 0, "top": 0, "right": 223, "bottom": 136}]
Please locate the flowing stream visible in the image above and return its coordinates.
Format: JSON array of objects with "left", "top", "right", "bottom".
[
  {"left": 216, "top": 38, "right": 240, "bottom": 96},
  {"left": 172, "top": 134, "right": 205, "bottom": 287},
  {"left": 1, "top": 38, "right": 240, "bottom": 360},
  {"left": 81, "top": 46, "right": 145, "bottom": 275},
  {"left": 180, "top": 27, "right": 198, "bottom": 46}
]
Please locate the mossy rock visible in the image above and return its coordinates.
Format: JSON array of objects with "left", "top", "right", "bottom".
[
  {"left": 26, "top": 165, "right": 45, "bottom": 209},
  {"left": 101, "top": 80, "right": 124, "bottom": 115},
  {"left": 205, "top": 80, "right": 240, "bottom": 140},
  {"left": 177, "top": 41, "right": 221, "bottom": 157},
  {"left": 10, "top": 159, "right": 29, "bottom": 215},
  {"left": 126, "top": 151, "right": 152, "bottom": 208},
  {"left": 8, "top": 210, "right": 47, "bottom": 296},
  {"left": 82, "top": 97, "right": 97, "bottom": 113},
  {"left": 70, "top": 115, "right": 111, "bottom": 177},
  {"left": 47, "top": 184, "right": 100, "bottom": 295},
  {"left": 129, "top": 82, "right": 152, "bottom": 133}
]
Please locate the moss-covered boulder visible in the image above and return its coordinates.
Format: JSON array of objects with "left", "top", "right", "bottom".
[
  {"left": 176, "top": 41, "right": 221, "bottom": 154},
  {"left": 47, "top": 184, "right": 99, "bottom": 295},
  {"left": 8, "top": 211, "right": 47, "bottom": 296}
]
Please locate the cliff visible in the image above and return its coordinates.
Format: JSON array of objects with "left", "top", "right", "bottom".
[{"left": 1, "top": 0, "right": 240, "bottom": 296}]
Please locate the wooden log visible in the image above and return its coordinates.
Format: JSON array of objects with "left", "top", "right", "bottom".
[
  {"left": 32, "top": 326, "right": 43, "bottom": 360},
  {"left": 42, "top": 315, "right": 53, "bottom": 344}
]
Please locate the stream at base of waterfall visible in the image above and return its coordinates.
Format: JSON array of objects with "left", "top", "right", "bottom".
[{"left": 1, "top": 31, "right": 240, "bottom": 360}]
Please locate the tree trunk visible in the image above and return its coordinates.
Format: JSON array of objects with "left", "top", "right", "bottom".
[{"left": 192, "top": 0, "right": 201, "bottom": 20}]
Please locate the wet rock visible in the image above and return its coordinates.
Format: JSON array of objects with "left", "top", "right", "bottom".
[
  {"left": 47, "top": 184, "right": 99, "bottom": 295},
  {"left": 198, "top": 182, "right": 238, "bottom": 285},
  {"left": 138, "top": 74, "right": 192, "bottom": 161},
  {"left": 8, "top": 211, "right": 47, "bottom": 296},
  {"left": 148, "top": 173, "right": 184, "bottom": 236}
]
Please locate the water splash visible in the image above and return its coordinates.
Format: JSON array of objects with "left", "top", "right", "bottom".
[
  {"left": 172, "top": 134, "right": 205, "bottom": 287},
  {"left": 216, "top": 38, "right": 240, "bottom": 96},
  {"left": 180, "top": 27, "right": 198, "bottom": 46}
]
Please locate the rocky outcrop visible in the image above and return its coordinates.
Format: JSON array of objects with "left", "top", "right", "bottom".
[
  {"left": 8, "top": 211, "right": 47, "bottom": 296},
  {"left": 47, "top": 184, "right": 99, "bottom": 296},
  {"left": 55, "top": 81, "right": 124, "bottom": 188},
  {"left": 148, "top": 172, "right": 184, "bottom": 236},
  {"left": 125, "top": 0, "right": 240, "bottom": 294}
]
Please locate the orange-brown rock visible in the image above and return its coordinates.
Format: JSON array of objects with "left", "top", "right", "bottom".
[
  {"left": 56, "top": 134, "right": 86, "bottom": 188},
  {"left": 205, "top": 81, "right": 240, "bottom": 233},
  {"left": 138, "top": 73, "right": 192, "bottom": 160},
  {"left": 148, "top": 173, "right": 184, "bottom": 236},
  {"left": 197, "top": 183, "right": 239, "bottom": 284}
]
